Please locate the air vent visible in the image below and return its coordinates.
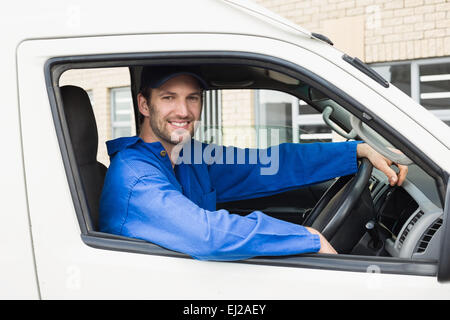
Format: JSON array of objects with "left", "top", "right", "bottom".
[
  {"left": 398, "top": 210, "right": 424, "bottom": 248},
  {"left": 415, "top": 217, "right": 443, "bottom": 253}
]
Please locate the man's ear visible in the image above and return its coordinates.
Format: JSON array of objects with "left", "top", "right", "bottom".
[{"left": 137, "top": 93, "right": 150, "bottom": 117}]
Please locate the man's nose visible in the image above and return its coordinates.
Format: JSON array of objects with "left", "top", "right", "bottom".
[{"left": 174, "top": 98, "right": 189, "bottom": 117}]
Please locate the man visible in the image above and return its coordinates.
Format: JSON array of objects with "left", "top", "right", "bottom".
[{"left": 99, "top": 66, "right": 407, "bottom": 260}]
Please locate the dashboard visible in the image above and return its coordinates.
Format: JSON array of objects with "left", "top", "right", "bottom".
[{"left": 369, "top": 165, "right": 443, "bottom": 260}]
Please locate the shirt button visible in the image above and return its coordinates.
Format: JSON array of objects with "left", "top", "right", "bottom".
[{"left": 160, "top": 150, "right": 167, "bottom": 157}]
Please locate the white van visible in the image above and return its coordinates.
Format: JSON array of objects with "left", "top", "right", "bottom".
[{"left": 2, "top": 0, "right": 450, "bottom": 299}]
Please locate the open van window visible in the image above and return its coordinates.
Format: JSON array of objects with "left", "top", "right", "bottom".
[{"left": 51, "top": 54, "right": 444, "bottom": 276}]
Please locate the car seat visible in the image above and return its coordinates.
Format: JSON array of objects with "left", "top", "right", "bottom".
[{"left": 60, "top": 85, "right": 107, "bottom": 231}]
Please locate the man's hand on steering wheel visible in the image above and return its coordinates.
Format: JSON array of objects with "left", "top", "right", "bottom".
[
  {"left": 305, "top": 143, "right": 409, "bottom": 255},
  {"left": 356, "top": 143, "right": 408, "bottom": 187}
]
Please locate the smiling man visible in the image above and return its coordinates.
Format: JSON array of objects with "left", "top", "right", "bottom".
[
  {"left": 137, "top": 69, "right": 204, "bottom": 148},
  {"left": 99, "top": 66, "right": 407, "bottom": 260}
]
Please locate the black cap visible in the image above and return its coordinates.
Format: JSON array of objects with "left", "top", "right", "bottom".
[{"left": 140, "top": 66, "right": 208, "bottom": 91}]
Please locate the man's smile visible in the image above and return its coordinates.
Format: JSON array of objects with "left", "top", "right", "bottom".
[{"left": 168, "top": 120, "right": 191, "bottom": 130}]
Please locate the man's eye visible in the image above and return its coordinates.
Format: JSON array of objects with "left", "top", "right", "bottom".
[
  {"left": 163, "top": 96, "right": 174, "bottom": 100},
  {"left": 188, "top": 96, "right": 200, "bottom": 101}
]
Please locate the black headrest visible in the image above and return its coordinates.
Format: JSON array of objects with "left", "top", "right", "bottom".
[{"left": 60, "top": 85, "right": 98, "bottom": 166}]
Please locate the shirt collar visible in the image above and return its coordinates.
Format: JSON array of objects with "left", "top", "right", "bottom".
[
  {"left": 106, "top": 136, "right": 165, "bottom": 158},
  {"left": 106, "top": 136, "right": 200, "bottom": 167}
]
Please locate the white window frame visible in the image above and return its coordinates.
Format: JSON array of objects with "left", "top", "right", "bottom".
[{"left": 110, "top": 86, "right": 134, "bottom": 139}]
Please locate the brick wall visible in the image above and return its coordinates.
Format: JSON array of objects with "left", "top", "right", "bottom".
[
  {"left": 221, "top": 90, "right": 257, "bottom": 148},
  {"left": 59, "top": 68, "right": 133, "bottom": 166},
  {"left": 254, "top": 0, "right": 450, "bottom": 63}
]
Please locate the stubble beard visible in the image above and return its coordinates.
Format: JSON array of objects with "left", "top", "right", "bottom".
[{"left": 148, "top": 104, "right": 194, "bottom": 146}]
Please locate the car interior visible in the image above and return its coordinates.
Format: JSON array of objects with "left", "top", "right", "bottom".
[{"left": 57, "top": 60, "right": 445, "bottom": 264}]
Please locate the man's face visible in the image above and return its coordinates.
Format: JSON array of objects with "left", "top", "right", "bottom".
[{"left": 144, "top": 75, "right": 202, "bottom": 145}]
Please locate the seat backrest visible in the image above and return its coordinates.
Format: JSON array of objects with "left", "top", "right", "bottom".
[{"left": 60, "top": 85, "right": 107, "bottom": 231}]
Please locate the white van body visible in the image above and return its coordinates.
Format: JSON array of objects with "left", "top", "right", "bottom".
[{"left": 1, "top": 0, "right": 450, "bottom": 299}]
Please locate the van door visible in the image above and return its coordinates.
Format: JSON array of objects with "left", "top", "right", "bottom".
[{"left": 17, "top": 33, "right": 450, "bottom": 299}]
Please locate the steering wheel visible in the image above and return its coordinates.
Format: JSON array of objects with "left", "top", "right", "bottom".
[{"left": 303, "top": 158, "right": 373, "bottom": 248}]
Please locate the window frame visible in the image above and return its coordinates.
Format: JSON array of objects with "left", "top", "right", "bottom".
[{"left": 45, "top": 51, "right": 448, "bottom": 278}]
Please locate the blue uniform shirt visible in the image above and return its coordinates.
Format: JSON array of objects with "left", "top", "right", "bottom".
[{"left": 99, "top": 136, "right": 360, "bottom": 261}]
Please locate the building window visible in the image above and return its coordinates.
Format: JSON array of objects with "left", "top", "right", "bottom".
[
  {"left": 372, "top": 58, "right": 450, "bottom": 125},
  {"left": 420, "top": 63, "right": 450, "bottom": 114},
  {"left": 110, "top": 87, "right": 134, "bottom": 138},
  {"left": 195, "top": 90, "right": 223, "bottom": 145},
  {"left": 256, "top": 90, "right": 334, "bottom": 147},
  {"left": 295, "top": 100, "right": 332, "bottom": 144}
]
